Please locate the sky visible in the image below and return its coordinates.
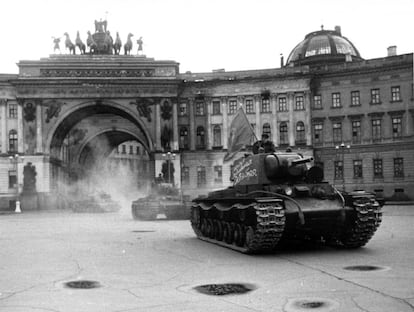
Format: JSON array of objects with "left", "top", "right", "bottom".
[{"left": 0, "top": 0, "right": 413, "bottom": 74}]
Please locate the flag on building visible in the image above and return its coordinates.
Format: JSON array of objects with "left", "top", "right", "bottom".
[{"left": 224, "top": 107, "right": 256, "bottom": 162}]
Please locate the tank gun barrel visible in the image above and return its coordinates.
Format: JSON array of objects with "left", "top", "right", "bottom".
[{"left": 291, "top": 156, "right": 313, "bottom": 166}]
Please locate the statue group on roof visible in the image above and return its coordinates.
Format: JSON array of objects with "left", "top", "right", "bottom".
[{"left": 53, "top": 19, "right": 143, "bottom": 56}]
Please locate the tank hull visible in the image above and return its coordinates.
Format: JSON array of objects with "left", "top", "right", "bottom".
[
  {"left": 131, "top": 197, "right": 191, "bottom": 220},
  {"left": 191, "top": 191, "right": 382, "bottom": 254}
]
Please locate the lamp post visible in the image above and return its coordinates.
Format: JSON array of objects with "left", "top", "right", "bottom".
[
  {"left": 9, "top": 154, "right": 24, "bottom": 213},
  {"left": 162, "top": 151, "right": 176, "bottom": 184},
  {"left": 335, "top": 143, "right": 350, "bottom": 192}
]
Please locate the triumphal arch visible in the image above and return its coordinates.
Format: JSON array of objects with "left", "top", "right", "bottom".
[{"left": 11, "top": 21, "right": 182, "bottom": 206}]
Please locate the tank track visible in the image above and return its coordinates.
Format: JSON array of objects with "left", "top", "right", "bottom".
[
  {"left": 334, "top": 195, "right": 382, "bottom": 248},
  {"left": 191, "top": 199, "right": 286, "bottom": 254}
]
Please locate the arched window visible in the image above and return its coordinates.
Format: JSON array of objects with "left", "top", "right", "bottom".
[
  {"left": 196, "top": 126, "right": 205, "bottom": 149},
  {"left": 262, "top": 123, "right": 271, "bottom": 139},
  {"left": 213, "top": 125, "right": 221, "bottom": 147},
  {"left": 279, "top": 122, "right": 288, "bottom": 145},
  {"left": 179, "top": 127, "right": 189, "bottom": 150},
  {"left": 296, "top": 121, "right": 306, "bottom": 144},
  {"left": 9, "top": 130, "right": 18, "bottom": 152}
]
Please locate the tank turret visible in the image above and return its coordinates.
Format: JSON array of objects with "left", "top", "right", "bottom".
[{"left": 191, "top": 150, "right": 383, "bottom": 254}]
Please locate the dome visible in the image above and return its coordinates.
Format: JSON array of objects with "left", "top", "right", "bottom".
[{"left": 286, "top": 26, "right": 362, "bottom": 66}]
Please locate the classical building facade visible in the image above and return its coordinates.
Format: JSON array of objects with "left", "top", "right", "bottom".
[{"left": 0, "top": 23, "right": 412, "bottom": 210}]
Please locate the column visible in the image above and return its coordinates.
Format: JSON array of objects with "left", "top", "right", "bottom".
[
  {"left": 0, "top": 99, "right": 7, "bottom": 153},
  {"left": 188, "top": 98, "right": 196, "bottom": 151},
  {"left": 304, "top": 91, "right": 312, "bottom": 146},
  {"left": 155, "top": 99, "right": 161, "bottom": 151},
  {"left": 17, "top": 100, "right": 24, "bottom": 153},
  {"left": 172, "top": 99, "right": 178, "bottom": 151},
  {"left": 36, "top": 100, "right": 43, "bottom": 154},
  {"left": 287, "top": 92, "right": 295, "bottom": 147},
  {"left": 221, "top": 97, "right": 228, "bottom": 149},
  {"left": 254, "top": 95, "right": 261, "bottom": 138},
  {"left": 206, "top": 97, "right": 212, "bottom": 150},
  {"left": 271, "top": 93, "right": 278, "bottom": 144}
]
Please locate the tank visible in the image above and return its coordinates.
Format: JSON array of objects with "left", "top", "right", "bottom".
[
  {"left": 191, "top": 151, "right": 383, "bottom": 253},
  {"left": 71, "top": 191, "right": 121, "bottom": 213},
  {"left": 131, "top": 183, "right": 192, "bottom": 220}
]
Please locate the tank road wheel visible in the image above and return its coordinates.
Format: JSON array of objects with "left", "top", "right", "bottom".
[
  {"left": 234, "top": 224, "right": 246, "bottom": 247},
  {"left": 214, "top": 220, "right": 224, "bottom": 241},
  {"left": 201, "top": 218, "right": 209, "bottom": 236},
  {"left": 245, "top": 226, "right": 255, "bottom": 249},
  {"left": 207, "top": 219, "right": 215, "bottom": 238},
  {"left": 223, "top": 222, "right": 234, "bottom": 244},
  {"left": 191, "top": 206, "right": 201, "bottom": 227}
]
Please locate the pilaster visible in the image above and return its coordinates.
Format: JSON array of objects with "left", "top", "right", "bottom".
[
  {"left": 254, "top": 95, "right": 261, "bottom": 138},
  {"left": 287, "top": 92, "right": 295, "bottom": 147},
  {"left": 155, "top": 100, "right": 161, "bottom": 151},
  {"left": 188, "top": 98, "right": 196, "bottom": 151},
  {"left": 0, "top": 99, "right": 7, "bottom": 153},
  {"left": 17, "top": 100, "right": 24, "bottom": 153},
  {"left": 206, "top": 97, "right": 212, "bottom": 150},
  {"left": 271, "top": 93, "right": 278, "bottom": 143},
  {"left": 172, "top": 99, "right": 178, "bottom": 151},
  {"left": 221, "top": 97, "right": 228, "bottom": 149}
]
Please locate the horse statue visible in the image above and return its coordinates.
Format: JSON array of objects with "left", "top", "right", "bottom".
[
  {"left": 52, "top": 36, "right": 61, "bottom": 53},
  {"left": 113, "top": 32, "right": 122, "bottom": 55},
  {"left": 87, "top": 31, "right": 98, "bottom": 54},
  {"left": 63, "top": 32, "right": 76, "bottom": 54},
  {"left": 104, "top": 31, "right": 114, "bottom": 54},
  {"left": 75, "top": 31, "right": 86, "bottom": 54},
  {"left": 124, "top": 33, "right": 134, "bottom": 55}
]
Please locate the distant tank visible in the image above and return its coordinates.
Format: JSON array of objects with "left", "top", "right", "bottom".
[
  {"left": 131, "top": 183, "right": 191, "bottom": 220},
  {"left": 71, "top": 191, "right": 121, "bottom": 213},
  {"left": 191, "top": 151, "right": 383, "bottom": 253}
]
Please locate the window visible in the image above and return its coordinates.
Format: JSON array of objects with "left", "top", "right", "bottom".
[
  {"left": 197, "top": 166, "right": 206, "bottom": 186},
  {"left": 351, "top": 120, "right": 361, "bottom": 144},
  {"left": 195, "top": 101, "right": 205, "bottom": 115},
  {"left": 8, "top": 170, "right": 17, "bottom": 189},
  {"left": 279, "top": 122, "right": 288, "bottom": 145},
  {"left": 372, "top": 119, "right": 382, "bottom": 141},
  {"left": 214, "top": 166, "right": 222, "bottom": 183},
  {"left": 296, "top": 121, "right": 306, "bottom": 144},
  {"left": 332, "top": 122, "right": 342, "bottom": 143},
  {"left": 245, "top": 99, "right": 254, "bottom": 113},
  {"left": 332, "top": 93, "right": 341, "bottom": 108},
  {"left": 394, "top": 158, "right": 404, "bottom": 177},
  {"left": 262, "top": 123, "right": 271, "bottom": 139},
  {"left": 196, "top": 126, "right": 205, "bottom": 149},
  {"left": 179, "top": 127, "right": 189, "bottom": 150},
  {"left": 136, "top": 146, "right": 140, "bottom": 155},
  {"left": 313, "top": 123, "right": 323, "bottom": 144},
  {"left": 121, "top": 144, "right": 126, "bottom": 154},
  {"left": 181, "top": 166, "right": 190, "bottom": 185},
  {"left": 261, "top": 98, "right": 271, "bottom": 113},
  {"left": 8, "top": 103, "right": 17, "bottom": 119},
  {"left": 373, "top": 159, "right": 383, "bottom": 178},
  {"left": 179, "top": 102, "right": 187, "bottom": 116},
  {"left": 213, "top": 125, "right": 221, "bottom": 147},
  {"left": 351, "top": 91, "right": 360, "bottom": 106},
  {"left": 334, "top": 161, "right": 343, "bottom": 179},
  {"left": 353, "top": 160, "right": 363, "bottom": 178},
  {"left": 392, "top": 117, "right": 402, "bottom": 138},
  {"left": 278, "top": 97, "right": 288, "bottom": 112},
  {"left": 8, "top": 130, "right": 17, "bottom": 152},
  {"left": 370, "top": 88, "right": 381, "bottom": 104},
  {"left": 313, "top": 95, "right": 322, "bottom": 109},
  {"left": 129, "top": 145, "right": 133, "bottom": 154},
  {"left": 391, "top": 86, "right": 401, "bottom": 102},
  {"left": 228, "top": 100, "right": 237, "bottom": 114},
  {"left": 295, "top": 96, "right": 304, "bottom": 110},
  {"left": 212, "top": 100, "right": 221, "bottom": 115}
]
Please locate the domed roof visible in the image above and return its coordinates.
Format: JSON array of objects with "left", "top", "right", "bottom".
[{"left": 286, "top": 26, "right": 362, "bottom": 66}]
